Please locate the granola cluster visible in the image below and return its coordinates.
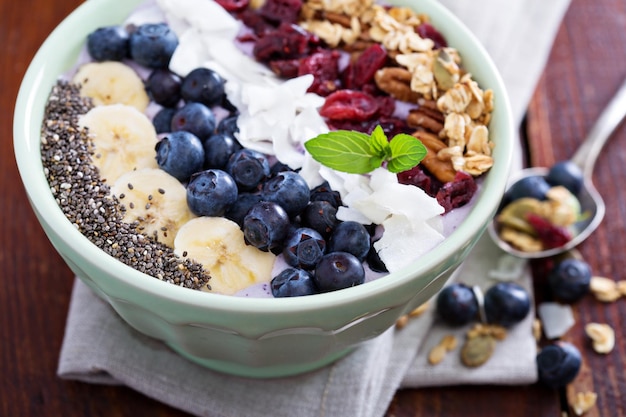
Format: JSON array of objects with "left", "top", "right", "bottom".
[{"left": 298, "top": 0, "right": 495, "bottom": 181}]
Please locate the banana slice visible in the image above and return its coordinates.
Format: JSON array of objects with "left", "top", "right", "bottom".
[
  {"left": 111, "top": 168, "right": 196, "bottom": 248},
  {"left": 79, "top": 103, "right": 159, "bottom": 183},
  {"left": 174, "top": 217, "right": 276, "bottom": 295},
  {"left": 72, "top": 61, "right": 150, "bottom": 111}
]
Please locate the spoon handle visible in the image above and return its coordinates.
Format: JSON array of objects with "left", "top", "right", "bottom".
[{"left": 570, "top": 78, "right": 626, "bottom": 178}]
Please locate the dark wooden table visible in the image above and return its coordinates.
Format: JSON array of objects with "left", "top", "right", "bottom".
[{"left": 2, "top": 0, "right": 625, "bottom": 416}]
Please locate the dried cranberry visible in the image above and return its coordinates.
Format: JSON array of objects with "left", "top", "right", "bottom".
[
  {"left": 253, "top": 24, "right": 310, "bottom": 61},
  {"left": 326, "top": 119, "right": 374, "bottom": 134},
  {"left": 375, "top": 116, "right": 411, "bottom": 137},
  {"left": 298, "top": 49, "right": 341, "bottom": 96},
  {"left": 214, "top": 0, "right": 250, "bottom": 12},
  {"left": 320, "top": 89, "right": 379, "bottom": 121},
  {"left": 436, "top": 171, "right": 477, "bottom": 212},
  {"left": 398, "top": 164, "right": 437, "bottom": 196},
  {"left": 259, "top": 0, "right": 303, "bottom": 24},
  {"left": 376, "top": 95, "right": 396, "bottom": 118},
  {"left": 238, "top": 8, "right": 276, "bottom": 36},
  {"left": 269, "top": 58, "right": 301, "bottom": 78},
  {"left": 416, "top": 22, "right": 447, "bottom": 49},
  {"left": 526, "top": 213, "right": 572, "bottom": 249},
  {"left": 349, "top": 44, "right": 388, "bottom": 88}
]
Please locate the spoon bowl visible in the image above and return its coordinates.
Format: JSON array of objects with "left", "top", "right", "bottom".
[{"left": 489, "top": 78, "right": 626, "bottom": 258}]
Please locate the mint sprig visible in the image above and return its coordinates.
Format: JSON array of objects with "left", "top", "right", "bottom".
[{"left": 304, "top": 125, "right": 427, "bottom": 174}]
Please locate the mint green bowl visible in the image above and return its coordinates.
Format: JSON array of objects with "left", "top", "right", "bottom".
[{"left": 14, "top": 0, "right": 514, "bottom": 377}]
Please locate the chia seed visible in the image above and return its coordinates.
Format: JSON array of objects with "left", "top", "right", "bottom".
[{"left": 40, "top": 81, "right": 211, "bottom": 290}]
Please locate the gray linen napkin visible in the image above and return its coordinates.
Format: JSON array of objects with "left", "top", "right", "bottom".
[{"left": 57, "top": 0, "right": 572, "bottom": 416}]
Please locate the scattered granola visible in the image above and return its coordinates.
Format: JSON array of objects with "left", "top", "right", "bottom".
[
  {"left": 428, "top": 334, "right": 458, "bottom": 365},
  {"left": 584, "top": 322, "right": 615, "bottom": 354},
  {"left": 395, "top": 302, "right": 430, "bottom": 329},
  {"left": 589, "top": 276, "right": 622, "bottom": 302},
  {"left": 571, "top": 391, "right": 598, "bottom": 416}
]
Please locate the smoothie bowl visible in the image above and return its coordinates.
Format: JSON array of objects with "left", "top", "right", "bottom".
[{"left": 14, "top": 0, "right": 513, "bottom": 377}]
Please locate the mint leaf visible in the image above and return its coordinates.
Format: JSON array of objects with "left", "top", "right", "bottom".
[
  {"left": 304, "top": 130, "right": 382, "bottom": 174},
  {"left": 386, "top": 133, "right": 427, "bottom": 173},
  {"left": 369, "top": 125, "right": 391, "bottom": 159}
]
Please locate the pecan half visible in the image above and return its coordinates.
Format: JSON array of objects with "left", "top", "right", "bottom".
[
  {"left": 412, "top": 130, "right": 457, "bottom": 182},
  {"left": 407, "top": 106, "right": 444, "bottom": 134},
  {"left": 375, "top": 67, "right": 420, "bottom": 103}
]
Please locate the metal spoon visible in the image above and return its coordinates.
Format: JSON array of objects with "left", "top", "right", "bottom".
[{"left": 488, "top": 78, "right": 626, "bottom": 258}]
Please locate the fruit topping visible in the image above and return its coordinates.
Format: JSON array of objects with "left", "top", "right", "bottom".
[
  {"left": 271, "top": 268, "right": 318, "bottom": 297},
  {"left": 319, "top": 89, "right": 380, "bottom": 121},
  {"left": 155, "top": 131, "right": 204, "bottom": 182},
  {"left": 86, "top": 25, "right": 129, "bottom": 62},
  {"left": 180, "top": 67, "right": 226, "bottom": 107},
  {"left": 546, "top": 160, "right": 584, "bottom": 195},
  {"left": 203, "top": 133, "right": 243, "bottom": 170},
  {"left": 186, "top": 169, "right": 238, "bottom": 217},
  {"left": 261, "top": 171, "right": 310, "bottom": 218},
  {"left": 282, "top": 227, "right": 326, "bottom": 270},
  {"left": 243, "top": 201, "right": 291, "bottom": 252},
  {"left": 313, "top": 251, "right": 365, "bottom": 292},
  {"left": 327, "top": 220, "right": 371, "bottom": 262},
  {"left": 226, "top": 148, "right": 270, "bottom": 191},
  {"left": 435, "top": 171, "right": 477, "bottom": 213},
  {"left": 171, "top": 102, "right": 216, "bottom": 140},
  {"left": 145, "top": 69, "right": 182, "bottom": 108},
  {"left": 258, "top": 0, "right": 303, "bottom": 24},
  {"left": 129, "top": 23, "right": 178, "bottom": 69}
]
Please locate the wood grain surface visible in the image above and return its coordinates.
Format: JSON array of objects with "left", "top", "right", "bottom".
[{"left": 1, "top": 0, "right": 624, "bottom": 416}]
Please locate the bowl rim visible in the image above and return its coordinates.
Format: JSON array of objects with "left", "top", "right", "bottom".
[{"left": 13, "top": 0, "right": 514, "bottom": 313}]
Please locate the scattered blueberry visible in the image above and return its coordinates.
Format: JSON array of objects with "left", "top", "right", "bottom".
[
  {"left": 86, "top": 25, "right": 129, "bottom": 61},
  {"left": 155, "top": 131, "right": 204, "bottom": 182},
  {"left": 327, "top": 220, "right": 371, "bottom": 262},
  {"left": 546, "top": 161, "right": 584, "bottom": 195},
  {"left": 129, "top": 23, "right": 178, "bottom": 68},
  {"left": 171, "top": 102, "right": 216, "bottom": 140},
  {"left": 301, "top": 200, "right": 338, "bottom": 238},
  {"left": 226, "top": 149, "right": 270, "bottom": 191},
  {"left": 313, "top": 251, "right": 365, "bottom": 293},
  {"left": 536, "top": 341, "right": 582, "bottom": 388},
  {"left": 547, "top": 258, "right": 591, "bottom": 303},
  {"left": 216, "top": 114, "right": 239, "bottom": 137},
  {"left": 435, "top": 283, "right": 478, "bottom": 326},
  {"left": 224, "top": 192, "right": 263, "bottom": 227},
  {"left": 484, "top": 282, "right": 531, "bottom": 327},
  {"left": 243, "top": 201, "right": 290, "bottom": 252},
  {"left": 146, "top": 69, "right": 182, "bottom": 108},
  {"left": 282, "top": 227, "right": 326, "bottom": 270},
  {"left": 152, "top": 107, "right": 176, "bottom": 134},
  {"left": 505, "top": 175, "right": 551, "bottom": 201},
  {"left": 262, "top": 171, "right": 310, "bottom": 217},
  {"left": 271, "top": 268, "right": 318, "bottom": 297},
  {"left": 181, "top": 67, "right": 226, "bottom": 107},
  {"left": 186, "top": 169, "right": 238, "bottom": 216},
  {"left": 203, "top": 133, "right": 243, "bottom": 169}
]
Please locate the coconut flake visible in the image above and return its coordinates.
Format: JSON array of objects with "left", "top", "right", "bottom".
[{"left": 538, "top": 302, "right": 575, "bottom": 339}]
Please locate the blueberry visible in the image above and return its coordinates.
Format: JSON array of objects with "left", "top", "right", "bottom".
[
  {"left": 224, "top": 192, "right": 263, "bottom": 227},
  {"left": 301, "top": 200, "right": 338, "bottom": 238},
  {"left": 484, "top": 282, "right": 531, "bottom": 327},
  {"left": 226, "top": 149, "right": 270, "bottom": 191},
  {"left": 181, "top": 67, "right": 226, "bottom": 107},
  {"left": 146, "top": 69, "right": 182, "bottom": 108},
  {"left": 262, "top": 171, "right": 310, "bottom": 217},
  {"left": 313, "top": 251, "right": 365, "bottom": 293},
  {"left": 505, "top": 175, "right": 551, "bottom": 201},
  {"left": 536, "top": 341, "right": 582, "bottom": 388},
  {"left": 366, "top": 246, "right": 388, "bottom": 273},
  {"left": 243, "top": 201, "right": 290, "bottom": 252},
  {"left": 171, "top": 102, "right": 216, "bottom": 140},
  {"left": 546, "top": 161, "right": 584, "bottom": 195},
  {"left": 155, "top": 131, "right": 204, "bottom": 182},
  {"left": 152, "top": 107, "right": 176, "bottom": 134},
  {"left": 282, "top": 227, "right": 326, "bottom": 270},
  {"left": 129, "top": 23, "right": 178, "bottom": 68},
  {"left": 269, "top": 160, "right": 293, "bottom": 177},
  {"left": 271, "top": 268, "right": 318, "bottom": 297},
  {"left": 435, "top": 283, "right": 478, "bottom": 326},
  {"left": 310, "top": 181, "right": 342, "bottom": 208},
  {"left": 547, "top": 258, "right": 591, "bottom": 303},
  {"left": 86, "top": 25, "right": 129, "bottom": 61},
  {"left": 216, "top": 114, "right": 240, "bottom": 137},
  {"left": 327, "top": 221, "right": 371, "bottom": 262},
  {"left": 186, "top": 169, "right": 238, "bottom": 216},
  {"left": 203, "top": 133, "right": 242, "bottom": 169}
]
